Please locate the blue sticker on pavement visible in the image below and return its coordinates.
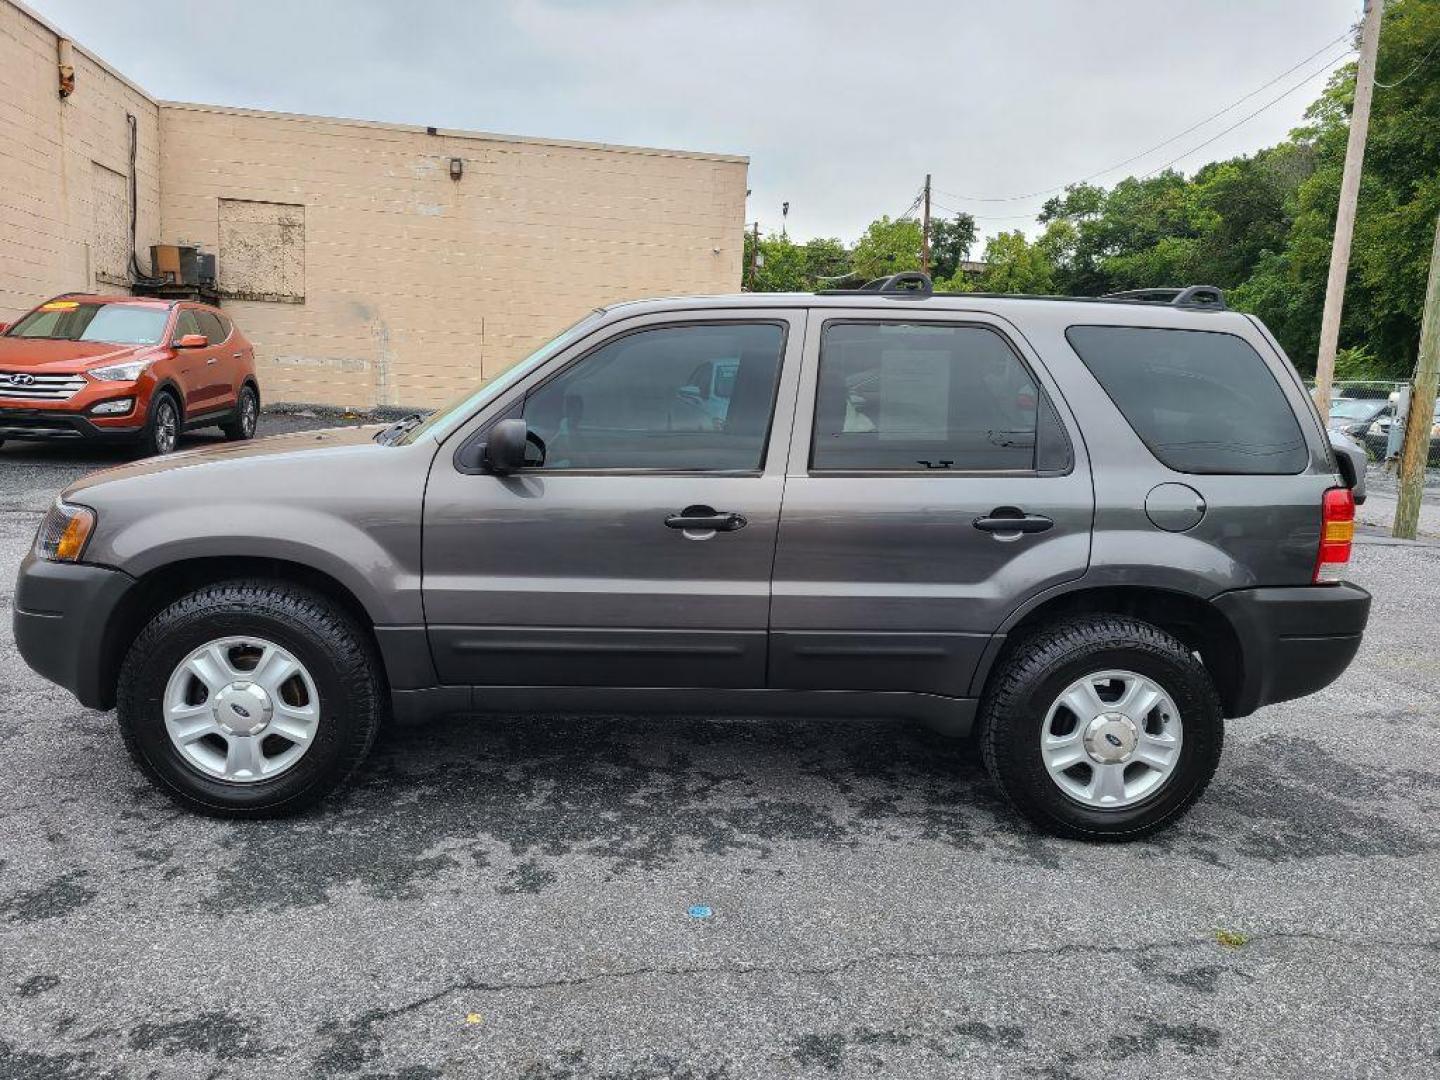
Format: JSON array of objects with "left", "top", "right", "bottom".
[{"left": 687, "top": 905, "right": 713, "bottom": 919}]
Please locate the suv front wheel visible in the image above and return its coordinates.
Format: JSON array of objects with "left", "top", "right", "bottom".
[
  {"left": 979, "top": 615, "right": 1224, "bottom": 841},
  {"left": 116, "top": 581, "right": 383, "bottom": 817},
  {"left": 143, "top": 391, "right": 181, "bottom": 456}
]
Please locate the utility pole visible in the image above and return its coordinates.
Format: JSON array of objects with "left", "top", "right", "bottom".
[
  {"left": 1394, "top": 211, "right": 1440, "bottom": 539},
  {"left": 1314, "top": 0, "right": 1385, "bottom": 417},
  {"left": 920, "top": 174, "right": 932, "bottom": 275},
  {"left": 747, "top": 221, "right": 760, "bottom": 291}
]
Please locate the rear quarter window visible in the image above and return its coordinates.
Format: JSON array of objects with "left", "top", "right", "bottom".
[{"left": 1065, "top": 325, "right": 1308, "bottom": 475}]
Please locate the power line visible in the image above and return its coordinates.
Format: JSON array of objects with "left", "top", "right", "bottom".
[
  {"left": 931, "top": 198, "right": 1040, "bottom": 223},
  {"left": 1137, "top": 46, "right": 1352, "bottom": 178},
  {"left": 933, "top": 30, "right": 1354, "bottom": 205},
  {"left": 895, "top": 189, "right": 924, "bottom": 221},
  {"left": 928, "top": 43, "right": 1352, "bottom": 227},
  {"left": 1375, "top": 35, "right": 1440, "bottom": 88}
]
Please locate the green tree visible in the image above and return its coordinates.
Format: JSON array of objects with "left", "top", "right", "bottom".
[
  {"left": 732, "top": 0, "right": 1437, "bottom": 370},
  {"left": 851, "top": 216, "right": 924, "bottom": 280},
  {"left": 980, "top": 231, "right": 1056, "bottom": 294},
  {"left": 927, "top": 213, "right": 978, "bottom": 280},
  {"left": 742, "top": 233, "right": 853, "bottom": 292},
  {"left": 799, "top": 236, "right": 851, "bottom": 287},
  {"left": 1236, "top": 0, "right": 1440, "bottom": 374}
]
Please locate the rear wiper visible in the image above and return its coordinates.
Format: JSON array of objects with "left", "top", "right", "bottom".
[{"left": 374, "top": 413, "right": 425, "bottom": 445}]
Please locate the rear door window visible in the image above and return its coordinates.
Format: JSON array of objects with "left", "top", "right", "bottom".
[
  {"left": 1065, "top": 325, "right": 1307, "bottom": 475},
  {"left": 811, "top": 321, "right": 1068, "bottom": 472}
]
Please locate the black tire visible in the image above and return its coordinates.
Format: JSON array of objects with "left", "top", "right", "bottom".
[
  {"left": 221, "top": 384, "right": 259, "bottom": 441},
  {"left": 143, "top": 390, "right": 181, "bottom": 456},
  {"left": 116, "top": 581, "right": 383, "bottom": 818},
  {"left": 979, "top": 615, "right": 1223, "bottom": 841}
]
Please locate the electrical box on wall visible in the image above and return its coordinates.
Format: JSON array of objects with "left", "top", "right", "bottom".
[
  {"left": 132, "top": 244, "right": 220, "bottom": 303},
  {"left": 151, "top": 245, "right": 197, "bottom": 285}
]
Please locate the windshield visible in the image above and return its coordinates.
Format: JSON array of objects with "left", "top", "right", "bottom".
[
  {"left": 5, "top": 301, "right": 170, "bottom": 346},
  {"left": 396, "top": 309, "right": 607, "bottom": 446},
  {"left": 1329, "top": 399, "right": 1385, "bottom": 420}
]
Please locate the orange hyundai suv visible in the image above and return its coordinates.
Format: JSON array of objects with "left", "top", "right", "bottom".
[{"left": 0, "top": 294, "right": 260, "bottom": 456}]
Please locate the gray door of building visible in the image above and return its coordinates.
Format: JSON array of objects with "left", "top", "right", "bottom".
[
  {"left": 769, "top": 310, "right": 1094, "bottom": 699},
  {"left": 423, "top": 311, "right": 806, "bottom": 689}
]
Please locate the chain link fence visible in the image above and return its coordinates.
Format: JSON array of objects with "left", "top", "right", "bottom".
[
  {"left": 1313, "top": 380, "right": 1440, "bottom": 473},
  {"left": 1309, "top": 380, "right": 1440, "bottom": 539}
]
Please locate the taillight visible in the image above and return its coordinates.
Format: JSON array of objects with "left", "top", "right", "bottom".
[{"left": 1314, "top": 487, "right": 1354, "bottom": 583}]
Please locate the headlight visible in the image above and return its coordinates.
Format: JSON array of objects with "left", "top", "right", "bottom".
[
  {"left": 35, "top": 500, "right": 96, "bottom": 563},
  {"left": 90, "top": 398, "right": 134, "bottom": 416},
  {"left": 87, "top": 358, "right": 153, "bottom": 382}
]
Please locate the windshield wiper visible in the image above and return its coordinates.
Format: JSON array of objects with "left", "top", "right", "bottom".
[{"left": 374, "top": 413, "right": 426, "bottom": 445}]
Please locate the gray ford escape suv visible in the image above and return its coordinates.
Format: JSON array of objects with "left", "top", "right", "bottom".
[{"left": 13, "top": 275, "right": 1372, "bottom": 839}]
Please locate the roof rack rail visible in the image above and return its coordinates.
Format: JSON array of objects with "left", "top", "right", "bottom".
[
  {"left": 817, "top": 271, "right": 933, "bottom": 299},
  {"left": 1103, "top": 285, "right": 1226, "bottom": 309}
]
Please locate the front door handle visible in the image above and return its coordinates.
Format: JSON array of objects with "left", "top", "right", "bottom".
[
  {"left": 206, "top": 357, "right": 219, "bottom": 365},
  {"left": 973, "top": 508, "right": 1054, "bottom": 534},
  {"left": 665, "top": 505, "right": 747, "bottom": 532}
]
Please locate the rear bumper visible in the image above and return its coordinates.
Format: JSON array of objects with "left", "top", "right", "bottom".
[
  {"left": 0, "top": 406, "right": 142, "bottom": 442},
  {"left": 13, "top": 552, "right": 134, "bottom": 709},
  {"left": 1212, "top": 582, "right": 1372, "bottom": 716}
]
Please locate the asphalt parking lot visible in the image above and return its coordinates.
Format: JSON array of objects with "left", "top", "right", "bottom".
[{"left": 1, "top": 417, "right": 1438, "bottom": 1079}]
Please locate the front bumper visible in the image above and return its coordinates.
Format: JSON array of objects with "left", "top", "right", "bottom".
[
  {"left": 13, "top": 551, "right": 135, "bottom": 709},
  {"left": 0, "top": 406, "right": 142, "bottom": 442},
  {"left": 1212, "top": 582, "right": 1372, "bottom": 717}
]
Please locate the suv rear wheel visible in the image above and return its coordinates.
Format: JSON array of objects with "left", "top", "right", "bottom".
[
  {"left": 979, "top": 615, "right": 1223, "bottom": 841},
  {"left": 222, "top": 384, "right": 259, "bottom": 441},
  {"left": 116, "top": 581, "right": 383, "bottom": 817}
]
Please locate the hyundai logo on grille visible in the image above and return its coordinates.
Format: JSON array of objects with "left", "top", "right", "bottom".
[{"left": 5, "top": 373, "right": 36, "bottom": 386}]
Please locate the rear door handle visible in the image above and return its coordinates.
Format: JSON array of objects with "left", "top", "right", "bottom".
[
  {"left": 233, "top": 351, "right": 244, "bottom": 358},
  {"left": 206, "top": 357, "right": 219, "bottom": 365},
  {"left": 665, "top": 505, "right": 747, "bottom": 532},
  {"left": 973, "top": 509, "right": 1053, "bottom": 534}
]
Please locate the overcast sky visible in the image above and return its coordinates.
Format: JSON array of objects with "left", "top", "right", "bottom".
[{"left": 29, "top": 0, "right": 1362, "bottom": 247}]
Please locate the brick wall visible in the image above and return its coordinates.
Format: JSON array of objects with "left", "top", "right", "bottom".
[
  {"left": 0, "top": 0, "right": 161, "bottom": 319},
  {"left": 0, "top": 0, "right": 748, "bottom": 410},
  {"left": 158, "top": 103, "right": 748, "bottom": 408}
]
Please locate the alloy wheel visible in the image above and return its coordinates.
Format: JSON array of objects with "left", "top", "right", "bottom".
[
  {"left": 240, "top": 389, "right": 257, "bottom": 437},
  {"left": 1039, "top": 669, "right": 1183, "bottom": 809},
  {"left": 154, "top": 398, "right": 178, "bottom": 453},
  {"left": 162, "top": 636, "right": 320, "bottom": 783}
]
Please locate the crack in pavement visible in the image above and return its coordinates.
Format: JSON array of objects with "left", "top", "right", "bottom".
[
  {"left": 301, "top": 929, "right": 1440, "bottom": 1074},
  {"left": 312, "top": 928, "right": 1440, "bottom": 1047}
]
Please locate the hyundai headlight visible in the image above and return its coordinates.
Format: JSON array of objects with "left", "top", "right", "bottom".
[
  {"left": 88, "top": 358, "right": 153, "bottom": 382},
  {"left": 34, "top": 500, "right": 96, "bottom": 563}
]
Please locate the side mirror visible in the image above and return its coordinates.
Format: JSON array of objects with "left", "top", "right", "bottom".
[
  {"left": 483, "top": 418, "right": 531, "bottom": 475},
  {"left": 176, "top": 333, "right": 208, "bottom": 349}
]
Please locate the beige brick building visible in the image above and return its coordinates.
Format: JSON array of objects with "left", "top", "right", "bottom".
[{"left": 0, "top": 0, "right": 748, "bottom": 408}]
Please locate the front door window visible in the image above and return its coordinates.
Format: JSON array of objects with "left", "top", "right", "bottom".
[{"left": 521, "top": 323, "right": 786, "bottom": 471}]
